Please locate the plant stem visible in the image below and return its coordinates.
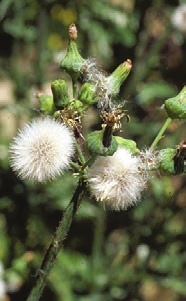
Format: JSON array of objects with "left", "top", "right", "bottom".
[
  {"left": 72, "top": 78, "right": 77, "bottom": 99},
  {"left": 150, "top": 117, "right": 172, "bottom": 149},
  {"left": 81, "top": 154, "right": 97, "bottom": 171},
  {"left": 70, "top": 161, "right": 81, "bottom": 171},
  {"left": 74, "top": 138, "right": 86, "bottom": 165},
  {"left": 26, "top": 179, "right": 87, "bottom": 301},
  {"left": 91, "top": 209, "right": 105, "bottom": 271}
]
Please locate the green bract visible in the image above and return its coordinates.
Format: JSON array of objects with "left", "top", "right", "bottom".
[
  {"left": 159, "top": 148, "right": 176, "bottom": 174},
  {"left": 87, "top": 129, "right": 118, "bottom": 156},
  {"left": 164, "top": 86, "right": 186, "bottom": 119},
  {"left": 78, "top": 83, "right": 98, "bottom": 105},
  {"left": 51, "top": 79, "right": 70, "bottom": 109},
  {"left": 39, "top": 95, "right": 55, "bottom": 115},
  {"left": 60, "top": 33, "right": 85, "bottom": 82},
  {"left": 104, "top": 60, "right": 132, "bottom": 95},
  {"left": 69, "top": 100, "right": 84, "bottom": 114},
  {"left": 115, "top": 136, "right": 139, "bottom": 154}
]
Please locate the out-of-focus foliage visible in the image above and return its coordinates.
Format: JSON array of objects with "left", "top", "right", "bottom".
[{"left": 0, "top": 0, "right": 186, "bottom": 300}]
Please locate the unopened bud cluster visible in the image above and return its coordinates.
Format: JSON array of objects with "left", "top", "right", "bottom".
[{"left": 9, "top": 24, "right": 186, "bottom": 211}]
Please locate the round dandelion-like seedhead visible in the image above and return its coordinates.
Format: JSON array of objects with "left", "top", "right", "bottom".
[
  {"left": 88, "top": 148, "right": 146, "bottom": 211},
  {"left": 9, "top": 117, "right": 75, "bottom": 182}
]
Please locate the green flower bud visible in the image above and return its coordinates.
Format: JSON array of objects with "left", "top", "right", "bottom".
[
  {"left": 164, "top": 86, "right": 186, "bottom": 119},
  {"left": 87, "top": 129, "right": 118, "bottom": 156},
  {"left": 115, "top": 136, "right": 139, "bottom": 154},
  {"left": 104, "top": 59, "right": 132, "bottom": 95},
  {"left": 51, "top": 79, "right": 70, "bottom": 109},
  {"left": 78, "top": 83, "right": 98, "bottom": 105},
  {"left": 159, "top": 148, "right": 176, "bottom": 174},
  {"left": 38, "top": 94, "right": 55, "bottom": 115},
  {"left": 60, "top": 24, "right": 85, "bottom": 81}
]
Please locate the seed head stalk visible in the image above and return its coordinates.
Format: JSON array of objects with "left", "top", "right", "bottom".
[
  {"left": 72, "top": 78, "right": 77, "bottom": 99},
  {"left": 26, "top": 128, "right": 89, "bottom": 301},
  {"left": 26, "top": 179, "right": 87, "bottom": 301}
]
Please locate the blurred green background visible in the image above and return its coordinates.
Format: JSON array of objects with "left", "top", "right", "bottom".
[{"left": 0, "top": 0, "right": 186, "bottom": 300}]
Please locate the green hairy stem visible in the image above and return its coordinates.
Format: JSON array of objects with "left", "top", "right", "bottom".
[
  {"left": 150, "top": 117, "right": 172, "bottom": 149},
  {"left": 27, "top": 179, "right": 87, "bottom": 301}
]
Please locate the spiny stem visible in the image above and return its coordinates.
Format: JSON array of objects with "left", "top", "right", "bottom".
[
  {"left": 26, "top": 179, "right": 87, "bottom": 301},
  {"left": 150, "top": 117, "right": 172, "bottom": 149}
]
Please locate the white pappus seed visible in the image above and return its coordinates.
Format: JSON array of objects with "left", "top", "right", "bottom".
[{"left": 9, "top": 117, "right": 75, "bottom": 182}]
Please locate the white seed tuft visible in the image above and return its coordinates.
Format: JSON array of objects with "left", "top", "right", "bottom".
[
  {"left": 9, "top": 117, "right": 75, "bottom": 182},
  {"left": 88, "top": 147, "right": 146, "bottom": 211}
]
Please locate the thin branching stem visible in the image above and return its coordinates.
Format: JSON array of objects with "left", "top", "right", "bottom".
[{"left": 150, "top": 117, "right": 172, "bottom": 149}]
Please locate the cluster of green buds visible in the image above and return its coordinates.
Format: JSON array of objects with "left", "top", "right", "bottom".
[
  {"left": 13, "top": 21, "right": 186, "bottom": 301},
  {"left": 37, "top": 23, "right": 135, "bottom": 157},
  {"left": 36, "top": 23, "right": 186, "bottom": 177},
  {"left": 10, "top": 23, "right": 186, "bottom": 211}
]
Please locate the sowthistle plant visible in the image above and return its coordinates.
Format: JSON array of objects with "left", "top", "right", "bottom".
[{"left": 9, "top": 24, "right": 186, "bottom": 301}]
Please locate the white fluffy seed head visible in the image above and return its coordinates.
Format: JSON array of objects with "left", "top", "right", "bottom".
[
  {"left": 88, "top": 148, "right": 146, "bottom": 211},
  {"left": 9, "top": 117, "right": 75, "bottom": 182}
]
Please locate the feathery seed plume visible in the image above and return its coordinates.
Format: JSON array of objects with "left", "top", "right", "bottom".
[
  {"left": 88, "top": 147, "right": 146, "bottom": 210},
  {"left": 9, "top": 117, "right": 74, "bottom": 182}
]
